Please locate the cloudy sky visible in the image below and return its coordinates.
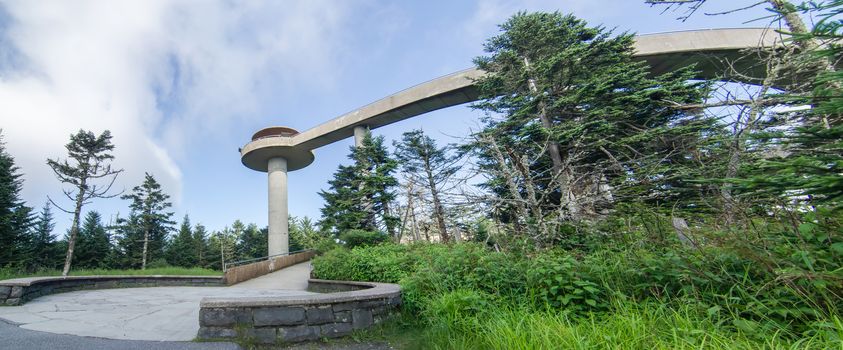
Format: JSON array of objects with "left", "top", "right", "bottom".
[{"left": 0, "top": 0, "right": 779, "bottom": 234}]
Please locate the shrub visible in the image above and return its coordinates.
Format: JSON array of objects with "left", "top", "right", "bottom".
[
  {"left": 339, "top": 229, "right": 389, "bottom": 248},
  {"left": 527, "top": 252, "right": 607, "bottom": 313},
  {"left": 310, "top": 247, "right": 354, "bottom": 281},
  {"left": 311, "top": 243, "right": 413, "bottom": 283},
  {"left": 312, "top": 235, "right": 841, "bottom": 341},
  {"left": 146, "top": 258, "right": 171, "bottom": 269},
  {"left": 312, "top": 236, "right": 340, "bottom": 254}
]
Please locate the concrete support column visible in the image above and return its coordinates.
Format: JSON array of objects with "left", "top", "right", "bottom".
[
  {"left": 267, "top": 157, "right": 288, "bottom": 256},
  {"left": 353, "top": 125, "right": 369, "bottom": 148}
]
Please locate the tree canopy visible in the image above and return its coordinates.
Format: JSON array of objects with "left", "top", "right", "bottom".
[
  {"left": 319, "top": 133, "right": 399, "bottom": 236},
  {"left": 470, "top": 12, "right": 710, "bottom": 245},
  {"left": 0, "top": 131, "right": 33, "bottom": 267}
]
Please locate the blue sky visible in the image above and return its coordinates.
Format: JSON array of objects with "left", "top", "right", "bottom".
[{"left": 0, "top": 0, "right": 782, "bottom": 235}]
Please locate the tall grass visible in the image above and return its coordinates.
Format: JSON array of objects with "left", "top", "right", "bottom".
[
  {"left": 314, "top": 241, "right": 842, "bottom": 348},
  {"left": 0, "top": 266, "right": 221, "bottom": 280},
  {"left": 412, "top": 300, "right": 843, "bottom": 350}
]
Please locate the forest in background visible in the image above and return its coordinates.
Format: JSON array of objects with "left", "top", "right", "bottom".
[{"left": 309, "top": 1, "right": 843, "bottom": 348}]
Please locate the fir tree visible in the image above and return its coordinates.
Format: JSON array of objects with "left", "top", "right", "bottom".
[
  {"left": 0, "top": 131, "right": 33, "bottom": 267},
  {"left": 289, "top": 216, "right": 323, "bottom": 250},
  {"left": 319, "top": 134, "right": 399, "bottom": 235},
  {"left": 47, "top": 129, "right": 121, "bottom": 276},
  {"left": 121, "top": 173, "right": 174, "bottom": 269},
  {"left": 74, "top": 211, "right": 111, "bottom": 269},
  {"left": 193, "top": 223, "right": 210, "bottom": 268},
  {"left": 166, "top": 215, "right": 197, "bottom": 267},
  {"left": 470, "top": 12, "right": 709, "bottom": 238},
  {"left": 209, "top": 227, "right": 237, "bottom": 270},
  {"left": 394, "top": 130, "right": 459, "bottom": 242},
  {"left": 741, "top": 1, "right": 843, "bottom": 210},
  {"left": 26, "top": 202, "right": 57, "bottom": 270},
  {"left": 236, "top": 222, "right": 266, "bottom": 260},
  {"left": 112, "top": 213, "right": 139, "bottom": 269}
]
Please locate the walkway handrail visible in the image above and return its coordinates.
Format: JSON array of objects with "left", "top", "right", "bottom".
[{"left": 223, "top": 249, "right": 313, "bottom": 271}]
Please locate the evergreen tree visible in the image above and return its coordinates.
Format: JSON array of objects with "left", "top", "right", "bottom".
[
  {"left": 287, "top": 225, "right": 302, "bottom": 252},
  {"left": 26, "top": 202, "right": 57, "bottom": 270},
  {"left": 74, "top": 211, "right": 111, "bottom": 269},
  {"left": 47, "top": 129, "right": 121, "bottom": 276},
  {"left": 208, "top": 227, "right": 237, "bottom": 270},
  {"left": 121, "top": 173, "right": 174, "bottom": 269},
  {"left": 394, "top": 130, "right": 459, "bottom": 242},
  {"left": 166, "top": 215, "right": 197, "bottom": 267},
  {"left": 319, "top": 134, "right": 399, "bottom": 236},
  {"left": 470, "top": 12, "right": 709, "bottom": 241},
  {"left": 0, "top": 131, "right": 33, "bottom": 267},
  {"left": 741, "top": 1, "right": 843, "bottom": 210},
  {"left": 193, "top": 223, "right": 210, "bottom": 268},
  {"left": 289, "top": 216, "right": 323, "bottom": 250},
  {"left": 112, "top": 213, "right": 139, "bottom": 269},
  {"left": 237, "top": 222, "right": 266, "bottom": 260}
]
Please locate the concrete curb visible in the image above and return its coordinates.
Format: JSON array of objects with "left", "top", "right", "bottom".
[{"left": 0, "top": 275, "right": 224, "bottom": 306}]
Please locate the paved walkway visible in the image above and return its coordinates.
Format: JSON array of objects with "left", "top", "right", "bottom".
[
  {"left": 0, "top": 261, "right": 314, "bottom": 342},
  {"left": 0, "top": 318, "right": 241, "bottom": 350},
  {"left": 232, "top": 260, "right": 312, "bottom": 290}
]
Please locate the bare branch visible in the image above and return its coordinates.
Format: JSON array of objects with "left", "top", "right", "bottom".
[
  {"left": 47, "top": 196, "right": 74, "bottom": 214},
  {"left": 704, "top": 1, "right": 766, "bottom": 16}
]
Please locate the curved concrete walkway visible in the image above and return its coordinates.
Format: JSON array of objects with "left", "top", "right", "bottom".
[
  {"left": 231, "top": 259, "right": 312, "bottom": 291},
  {"left": 0, "top": 261, "right": 313, "bottom": 342}
]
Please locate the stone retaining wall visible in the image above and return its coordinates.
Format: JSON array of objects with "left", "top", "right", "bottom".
[
  {"left": 0, "top": 275, "right": 224, "bottom": 306},
  {"left": 223, "top": 250, "right": 316, "bottom": 285},
  {"left": 198, "top": 279, "right": 401, "bottom": 344}
]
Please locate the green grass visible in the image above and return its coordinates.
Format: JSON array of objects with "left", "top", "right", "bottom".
[
  {"left": 0, "top": 266, "right": 221, "bottom": 280},
  {"left": 313, "top": 241, "right": 843, "bottom": 349},
  {"left": 397, "top": 301, "right": 843, "bottom": 350}
]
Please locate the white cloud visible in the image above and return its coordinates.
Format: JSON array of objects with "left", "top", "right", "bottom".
[
  {"left": 0, "top": 0, "right": 357, "bottom": 222},
  {"left": 462, "top": 0, "right": 627, "bottom": 46}
]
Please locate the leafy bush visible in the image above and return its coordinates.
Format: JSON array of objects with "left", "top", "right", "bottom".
[
  {"left": 339, "top": 229, "right": 389, "bottom": 248},
  {"left": 312, "top": 236, "right": 340, "bottom": 254},
  {"left": 313, "top": 237, "right": 841, "bottom": 338},
  {"left": 311, "top": 244, "right": 414, "bottom": 283},
  {"left": 527, "top": 252, "right": 607, "bottom": 313}
]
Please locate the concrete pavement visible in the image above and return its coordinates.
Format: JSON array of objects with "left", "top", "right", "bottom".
[
  {"left": 231, "top": 260, "right": 312, "bottom": 291},
  {"left": 0, "top": 318, "right": 241, "bottom": 350},
  {"left": 0, "top": 262, "right": 314, "bottom": 342}
]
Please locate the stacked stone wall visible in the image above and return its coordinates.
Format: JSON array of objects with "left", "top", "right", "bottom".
[{"left": 198, "top": 279, "right": 401, "bottom": 344}]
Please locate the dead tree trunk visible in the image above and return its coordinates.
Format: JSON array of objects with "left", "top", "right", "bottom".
[
  {"left": 423, "top": 156, "right": 450, "bottom": 242},
  {"left": 485, "top": 135, "right": 531, "bottom": 234},
  {"left": 523, "top": 56, "right": 580, "bottom": 219}
]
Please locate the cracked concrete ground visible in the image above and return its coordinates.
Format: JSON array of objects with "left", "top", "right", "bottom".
[{"left": 0, "top": 261, "right": 314, "bottom": 341}]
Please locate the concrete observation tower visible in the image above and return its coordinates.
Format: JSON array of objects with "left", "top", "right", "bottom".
[
  {"left": 240, "top": 126, "right": 315, "bottom": 257},
  {"left": 240, "top": 28, "right": 779, "bottom": 258},
  {"left": 240, "top": 125, "right": 370, "bottom": 256}
]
